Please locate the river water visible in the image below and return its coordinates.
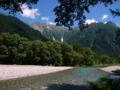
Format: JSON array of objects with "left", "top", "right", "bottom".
[{"left": 0, "top": 66, "right": 116, "bottom": 90}]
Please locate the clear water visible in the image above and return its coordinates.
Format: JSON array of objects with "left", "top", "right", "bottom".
[{"left": 0, "top": 66, "right": 116, "bottom": 90}]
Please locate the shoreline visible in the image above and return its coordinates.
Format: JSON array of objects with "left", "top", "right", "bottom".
[
  {"left": 1, "top": 65, "right": 120, "bottom": 81},
  {"left": 98, "top": 65, "right": 120, "bottom": 73},
  {"left": 0, "top": 65, "right": 73, "bottom": 81}
]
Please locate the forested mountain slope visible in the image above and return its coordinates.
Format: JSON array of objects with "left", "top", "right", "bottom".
[
  {"left": 31, "top": 21, "right": 120, "bottom": 57},
  {"left": 0, "top": 13, "right": 49, "bottom": 41},
  {"left": 67, "top": 22, "right": 120, "bottom": 57}
]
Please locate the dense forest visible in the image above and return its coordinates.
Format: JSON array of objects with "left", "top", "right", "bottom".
[{"left": 0, "top": 32, "right": 119, "bottom": 66}]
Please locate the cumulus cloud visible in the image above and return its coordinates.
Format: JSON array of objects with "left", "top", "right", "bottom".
[
  {"left": 102, "top": 14, "right": 108, "bottom": 20},
  {"left": 49, "top": 21, "right": 56, "bottom": 25},
  {"left": 85, "top": 19, "right": 98, "bottom": 24},
  {"left": 41, "top": 17, "right": 50, "bottom": 21},
  {"left": 21, "top": 4, "right": 40, "bottom": 19}
]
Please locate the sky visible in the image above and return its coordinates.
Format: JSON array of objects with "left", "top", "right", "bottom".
[{"left": 0, "top": 0, "right": 120, "bottom": 28}]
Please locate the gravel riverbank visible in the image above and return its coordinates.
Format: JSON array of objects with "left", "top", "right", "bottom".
[
  {"left": 0, "top": 65, "right": 73, "bottom": 81},
  {"left": 99, "top": 65, "right": 120, "bottom": 73}
]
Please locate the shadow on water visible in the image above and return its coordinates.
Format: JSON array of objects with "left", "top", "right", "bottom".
[{"left": 45, "top": 83, "right": 89, "bottom": 90}]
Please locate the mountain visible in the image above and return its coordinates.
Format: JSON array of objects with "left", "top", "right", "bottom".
[
  {"left": 0, "top": 13, "right": 49, "bottom": 41},
  {"left": 0, "top": 12, "right": 119, "bottom": 57},
  {"left": 31, "top": 21, "right": 120, "bottom": 57},
  {"left": 67, "top": 22, "right": 120, "bottom": 57},
  {"left": 30, "top": 22, "right": 79, "bottom": 42}
]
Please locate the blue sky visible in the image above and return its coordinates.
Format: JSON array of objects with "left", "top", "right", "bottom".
[{"left": 0, "top": 0, "right": 120, "bottom": 27}]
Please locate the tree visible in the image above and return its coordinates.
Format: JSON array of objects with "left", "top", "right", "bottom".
[
  {"left": 100, "top": 55, "right": 111, "bottom": 64},
  {"left": 72, "top": 51, "right": 83, "bottom": 66},
  {"left": 54, "top": 0, "right": 119, "bottom": 29},
  {"left": 0, "top": 45, "right": 8, "bottom": 63},
  {"left": 0, "top": 0, "right": 39, "bottom": 14},
  {"left": 88, "top": 75, "right": 120, "bottom": 90},
  {"left": 0, "top": 0, "right": 119, "bottom": 29},
  {"left": 61, "top": 42, "right": 73, "bottom": 66},
  {"left": 52, "top": 53, "right": 63, "bottom": 66},
  {"left": 73, "top": 43, "right": 85, "bottom": 54}
]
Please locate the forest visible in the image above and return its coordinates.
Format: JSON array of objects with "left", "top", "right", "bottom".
[{"left": 0, "top": 32, "right": 119, "bottom": 66}]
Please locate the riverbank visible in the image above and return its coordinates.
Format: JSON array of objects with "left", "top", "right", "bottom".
[
  {"left": 99, "top": 65, "right": 120, "bottom": 73},
  {"left": 0, "top": 65, "right": 73, "bottom": 81}
]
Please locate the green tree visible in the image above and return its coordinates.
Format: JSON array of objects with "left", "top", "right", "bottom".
[
  {"left": 0, "top": 45, "right": 8, "bottom": 63},
  {"left": 117, "top": 55, "right": 120, "bottom": 63},
  {"left": 61, "top": 42, "right": 73, "bottom": 66},
  {"left": 73, "top": 43, "right": 85, "bottom": 54},
  {"left": 83, "top": 55, "right": 94, "bottom": 66},
  {"left": 52, "top": 53, "right": 63, "bottom": 66},
  {"left": 0, "top": 32, "right": 30, "bottom": 64},
  {"left": 30, "top": 40, "right": 42, "bottom": 65},
  {"left": 53, "top": 41, "right": 61, "bottom": 53},
  {"left": 84, "top": 48, "right": 94, "bottom": 55},
  {"left": 8, "top": 46, "right": 17, "bottom": 64},
  {"left": 46, "top": 41, "right": 56, "bottom": 65},
  {"left": 82, "top": 48, "right": 95, "bottom": 66},
  {"left": 100, "top": 55, "right": 111, "bottom": 64},
  {"left": 92, "top": 51, "right": 102, "bottom": 65},
  {"left": 26, "top": 49, "right": 33, "bottom": 64},
  {"left": 38, "top": 42, "right": 50, "bottom": 65},
  {"left": 61, "top": 42, "right": 73, "bottom": 55},
  {"left": 50, "top": 41, "right": 63, "bottom": 66},
  {"left": 72, "top": 51, "right": 84, "bottom": 66},
  {"left": 88, "top": 75, "right": 120, "bottom": 90},
  {"left": 63, "top": 52, "right": 74, "bottom": 66}
]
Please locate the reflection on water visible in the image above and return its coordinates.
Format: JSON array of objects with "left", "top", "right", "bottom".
[{"left": 0, "top": 67, "right": 113, "bottom": 90}]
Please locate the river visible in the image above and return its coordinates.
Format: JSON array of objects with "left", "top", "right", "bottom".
[{"left": 0, "top": 66, "right": 116, "bottom": 90}]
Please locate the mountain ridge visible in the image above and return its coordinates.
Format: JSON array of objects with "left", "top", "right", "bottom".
[
  {"left": 31, "top": 21, "right": 120, "bottom": 57},
  {"left": 0, "top": 12, "right": 120, "bottom": 57},
  {"left": 0, "top": 13, "right": 49, "bottom": 42}
]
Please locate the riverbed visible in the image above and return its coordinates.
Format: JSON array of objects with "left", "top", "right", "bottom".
[{"left": 0, "top": 66, "right": 117, "bottom": 90}]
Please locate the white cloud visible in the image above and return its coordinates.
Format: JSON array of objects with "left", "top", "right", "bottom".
[
  {"left": 102, "top": 14, "right": 108, "bottom": 20},
  {"left": 104, "top": 22, "right": 107, "bottom": 24},
  {"left": 41, "top": 17, "right": 50, "bottom": 21},
  {"left": 49, "top": 21, "right": 56, "bottom": 25},
  {"left": 21, "top": 4, "right": 40, "bottom": 19},
  {"left": 85, "top": 19, "right": 98, "bottom": 24}
]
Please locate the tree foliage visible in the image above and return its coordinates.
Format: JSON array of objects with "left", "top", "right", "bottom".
[
  {"left": 88, "top": 75, "right": 120, "bottom": 90},
  {"left": 54, "top": 0, "right": 118, "bottom": 29},
  {"left": 0, "top": 0, "right": 39, "bottom": 14},
  {"left": 0, "top": 0, "right": 119, "bottom": 29},
  {"left": 0, "top": 32, "right": 118, "bottom": 66}
]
